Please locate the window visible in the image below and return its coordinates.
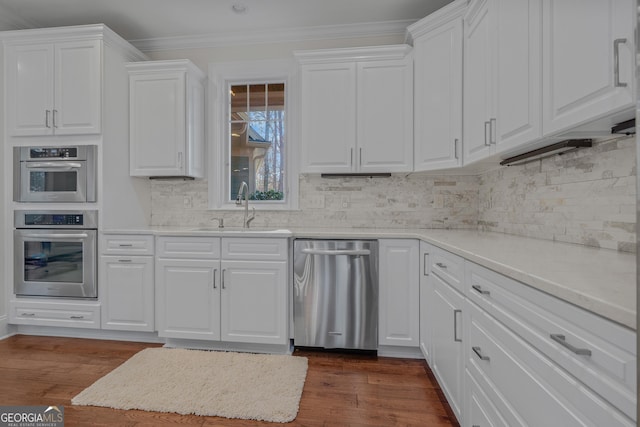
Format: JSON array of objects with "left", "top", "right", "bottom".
[{"left": 209, "top": 60, "right": 298, "bottom": 210}]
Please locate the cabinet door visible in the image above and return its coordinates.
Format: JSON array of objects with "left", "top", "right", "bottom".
[
  {"left": 463, "top": 0, "right": 495, "bottom": 164},
  {"left": 6, "top": 43, "right": 55, "bottom": 136},
  {"left": 54, "top": 39, "right": 102, "bottom": 135},
  {"left": 155, "top": 258, "right": 219, "bottom": 340},
  {"left": 100, "top": 255, "right": 154, "bottom": 332},
  {"left": 378, "top": 239, "right": 419, "bottom": 347},
  {"left": 130, "top": 72, "right": 186, "bottom": 176},
  {"left": 220, "top": 260, "right": 288, "bottom": 345},
  {"left": 299, "top": 62, "right": 356, "bottom": 173},
  {"left": 542, "top": 0, "right": 635, "bottom": 134},
  {"left": 431, "top": 274, "right": 464, "bottom": 423},
  {"left": 494, "top": 0, "right": 542, "bottom": 152},
  {"left": 413, "top": 18, "right": 463, "bottom": 171},
  {"left": 357, "top": 59, "right": 413, "bottom": 173}
]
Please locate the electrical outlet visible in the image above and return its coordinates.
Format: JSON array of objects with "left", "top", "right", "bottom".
[
  {"left": 183, "top": 195, "right": 193, "bottom": 208},
  {"left": 341, "top": 195, "right": 350, "bottom": 208}
]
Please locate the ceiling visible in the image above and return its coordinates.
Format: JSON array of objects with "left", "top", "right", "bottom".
[{"left": 0, "top": 0, "right": 453, "bottom": 48}]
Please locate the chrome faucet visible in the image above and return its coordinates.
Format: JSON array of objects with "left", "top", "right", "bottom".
[{"left": 235, "top": 181, "right": 255, "bottom": 228}]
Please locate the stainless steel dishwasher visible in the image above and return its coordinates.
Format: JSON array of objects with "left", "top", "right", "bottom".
[{"left": 293, "top": 239, "right": 378, "bottom": 350}]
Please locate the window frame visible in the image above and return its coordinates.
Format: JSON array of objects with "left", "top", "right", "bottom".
[{"left": 208, "top": 59, "right": 299, "bottom": 211}]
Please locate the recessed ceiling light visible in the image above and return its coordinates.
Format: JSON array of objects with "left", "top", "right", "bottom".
[{"left": 232, "top": 3, "right": 248, "bottom": 14}]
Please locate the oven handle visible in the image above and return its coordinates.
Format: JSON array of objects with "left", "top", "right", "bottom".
[
  {"left": 21, "top": 233, "right": 89, "bottom": 239},
  {"left": 26, "top": 162, "right": 83, "bottom": 169}
]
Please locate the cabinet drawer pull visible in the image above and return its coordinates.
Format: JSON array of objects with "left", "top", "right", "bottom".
[
  {"left": 118, "top": 259, "right": 132, "bottom": 263},
  {"left": 472, "top": 346, "right": 490, "bottom": 361},
  {"left": 613, "top": 38, "right": 627, "bottom": 87},
  {"left": 118, "top": 243, "right": 134, "bottom": 247},
  {"left": 550, "top": 334, "right": 592, "bottom": 356},
  {"left": 21, "top": 312, "right": 36, "bottom": 317},
  {"left": 453, "top": 309, "right": 462, "bottom": 342},
  {"left": 70, "top": 315, "right": 85, "bottom": 320},
  {"left": 472, "top": 284, "right": 490, "bottom": 295},
  {"left": 435, "top": 262, "right": 447, "bottom": 269}
]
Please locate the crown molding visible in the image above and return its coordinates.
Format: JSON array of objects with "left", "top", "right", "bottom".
[{"left": 129, "top": 19, "right": 416, "bottom": 52}]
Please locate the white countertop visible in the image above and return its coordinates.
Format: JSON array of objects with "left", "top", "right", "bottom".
[{"left": 103, "top": 227, "right": 636, "bottom": 330}]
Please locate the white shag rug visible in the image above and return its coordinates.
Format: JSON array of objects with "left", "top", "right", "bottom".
[{"left": 72, "top": 348, "right": 308, "bottom": 423}]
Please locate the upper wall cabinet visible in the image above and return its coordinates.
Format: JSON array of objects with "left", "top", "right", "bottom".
[
  {"left": 5, "top": 38, "right": 102, "bottom": 137},
  {"left": 542, "top": 0, "right": 635, "bottom": 135},
  {"left": 296, "top": 46, "right": 413, "bottom": 174},
  {"left": 127, "top": 60, "right": 206, "bottom": 179},
  {"left": 409, "top": 0, "right": 466, "bottom": 171},
  {"left": 463, "top": 0, "right": 542, "bottom": 164}
]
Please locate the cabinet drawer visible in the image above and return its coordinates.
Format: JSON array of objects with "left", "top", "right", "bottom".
[
  {"left": 221, "top": 238, "right": 288, "bottom": 261},
  {"left": 466, "top": 301, "right": 633, "bottom": 426},
  {"left": 431, "top": 246, "right": 464, "bottom": 293},
  {"left": 10, "top": 300, "right": 100, "bottom": 329},
  {"left": 101, "top": 234, "right": 154, "bottom": 255},
  {"left": 466, "top": 262, "right": 636, "bottom": 420},
  {"left": 156, "top": 236, "right": 220, "bottom": 259}
]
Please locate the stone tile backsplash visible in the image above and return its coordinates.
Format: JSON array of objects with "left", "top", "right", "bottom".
[{"left": 150, "top": 135, "right": 636, "bottom": 252}]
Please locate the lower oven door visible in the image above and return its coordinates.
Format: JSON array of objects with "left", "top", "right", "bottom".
[{"left": 14, "top": 229, "right": 97, "bottom": 298}]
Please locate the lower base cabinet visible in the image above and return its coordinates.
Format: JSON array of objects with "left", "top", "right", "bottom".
[{"left": 155, "top": 236, "right": 289, "bottom": 346}]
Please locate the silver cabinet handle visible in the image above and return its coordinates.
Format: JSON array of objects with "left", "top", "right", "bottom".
[
  {"left": 423, "top": 253, "right": 429, "bottom": 276},
  {"left": 52, "top": 109, "right": 58, "bottom": 128},
  {"left": 45, "top": 110, "right": 51, "bottom": 128},
  {"left": 118, "top": 259, "right": 132, "bottom": 263},
  {"left": 453, "top": 309, "right": 462, "bottom": 342},
  {"left": 454, "top": 138, "right": 459, "bottom": 159},
  {"left": 178, "top": 152, "right": 183, "bottom": 169},
  {"left": 484, "top": 121, "right": 490, "bottom": 146},
  {"left": 221, "top": 269, "right": 226, "bottom": 289},
  {"left": 359, "top": 147, "right": 362, "bottom": 166},
  {"left": 472, "top": 284, "right": 490, "bottom": 295},
  {"left": 118, "top": 243, "right": 133, "bottom": 247},
  {"left": 550, "top": 334, "right": 592, "bottom": 356},
  {"left": 350, "top": 148, "right": 354, "bottom": 167},
  {"left": 21, "top": 312, "right": 36, "bottom": 317},
  {"left": 213, "top": 268, "right": 218, "bottom": 289},
  {"left": 490, "top": 118, "right": 496, "bottom": 144},
  {"left": 435, "top": 262, "right": 447, "bottom": 269},
  {"left": 613, "top": 38, "right": 627, "bottom": 87},
  {"left": 70, "top": 315, "right": 85, "bottom": 319},
  {"left": 472, "top": 346, "right": 490, "bottom": 361}
]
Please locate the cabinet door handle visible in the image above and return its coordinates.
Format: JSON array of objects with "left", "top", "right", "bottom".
[
  {"left": 550, "top": 334, "right": 592, "bottom": 356},
  {"left": 435, "top": 262, "right": 447, "bottom": 269},
  {"left": 423, "top": 253, "right": 429, "bottom": 276},
  {"left": 221, "top": 269, "right": 226, "bottom": 289},
  {"left": 213, "top": 268, "right": 218, "bottom": 289},
  {"left": 472, "top": 284, "right": 490, "bottom": 295},
  {"left": 453, "top": 309, "right": 462, "bottom": 342},
  {"left": 484, "top": 121, "right": 490, "bottom": 146},
  {"left": 454, "top": 139, "right": 459, "bottom": 159},
  {"left": 52, "top": 109, "right": 58, "bottom": 128},
  {"left": 45, "top": 110, "right": 51, "bottom": 128},
  {"left": 359, "top": 147, "right": 362, "bottom": 166},
  {"left": 613, "top": 38, "right": 627, "bottom": 87},
  {"left": 350, "top": 148, "right": 354, "bottom": 167},
  {"left": 472, "top": 346, "right": 490, "bottom": 361},
  {"left": 178, "top": 152, "right": 183, "bottom": 169}
]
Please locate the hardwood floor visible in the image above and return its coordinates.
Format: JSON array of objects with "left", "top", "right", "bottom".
[{"left": 0, "top": 335, "right": 458, "bottom": 426}]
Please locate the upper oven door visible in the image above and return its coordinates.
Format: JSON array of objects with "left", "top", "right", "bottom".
[
  {"left": 14, "top": 229, "right": 97, "bottom": 298},
  {"left": 19, "top": 160, "right": 88, "bottom": 203}
]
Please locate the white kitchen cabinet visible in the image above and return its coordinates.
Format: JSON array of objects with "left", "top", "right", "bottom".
[
  {"left": 155, "top": 236, "right": 288, "bottom": 346},
  {"left": 100, "top": 256, "right": 154, "bottom": 332},
  {"left": 9, "top": 300, "right": 100, "bottom": 329},
  {"left": 220, "top": 260, "right": 287, "bottom": 344},
  {"left": 5, "top": 39, "right": 102, "bottom": 136},
  {"left": 409, "top": 1, "right": 465, "bottom": 171},
  {"left": 378, "top": 239, "right": 419, "bottom": 347},
  {"left": 542, "top": 0, "right": 635, "bottom": 135},
  {"left": 429, "top": 248, "right": 465, "bottom": 424},
  {"left": 127, "top": 60, "right": 205, "bottom": 178},
  {"left": 100, "top": 234, "right": 155, "bottom": 332},
  {"left": 463, "top": 0, "right": 542, "bottom": 164},
  {"left": 296, "top": 46, "right": 413, "bottom": 174}
]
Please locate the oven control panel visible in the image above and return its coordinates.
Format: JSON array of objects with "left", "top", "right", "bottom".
[
  {"left": 28, "top": 147, "right": 78, "bottom": 159},
  {"left": 14, "top": 210, "right": 98, "bottom": 229},
  {"left": 25, "top": 214, "right": 83, "bottom": 226}
]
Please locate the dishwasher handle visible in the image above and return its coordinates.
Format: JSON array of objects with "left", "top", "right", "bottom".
[{"left": 301, "top": 248, "right": 371, "bottom": 256}]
